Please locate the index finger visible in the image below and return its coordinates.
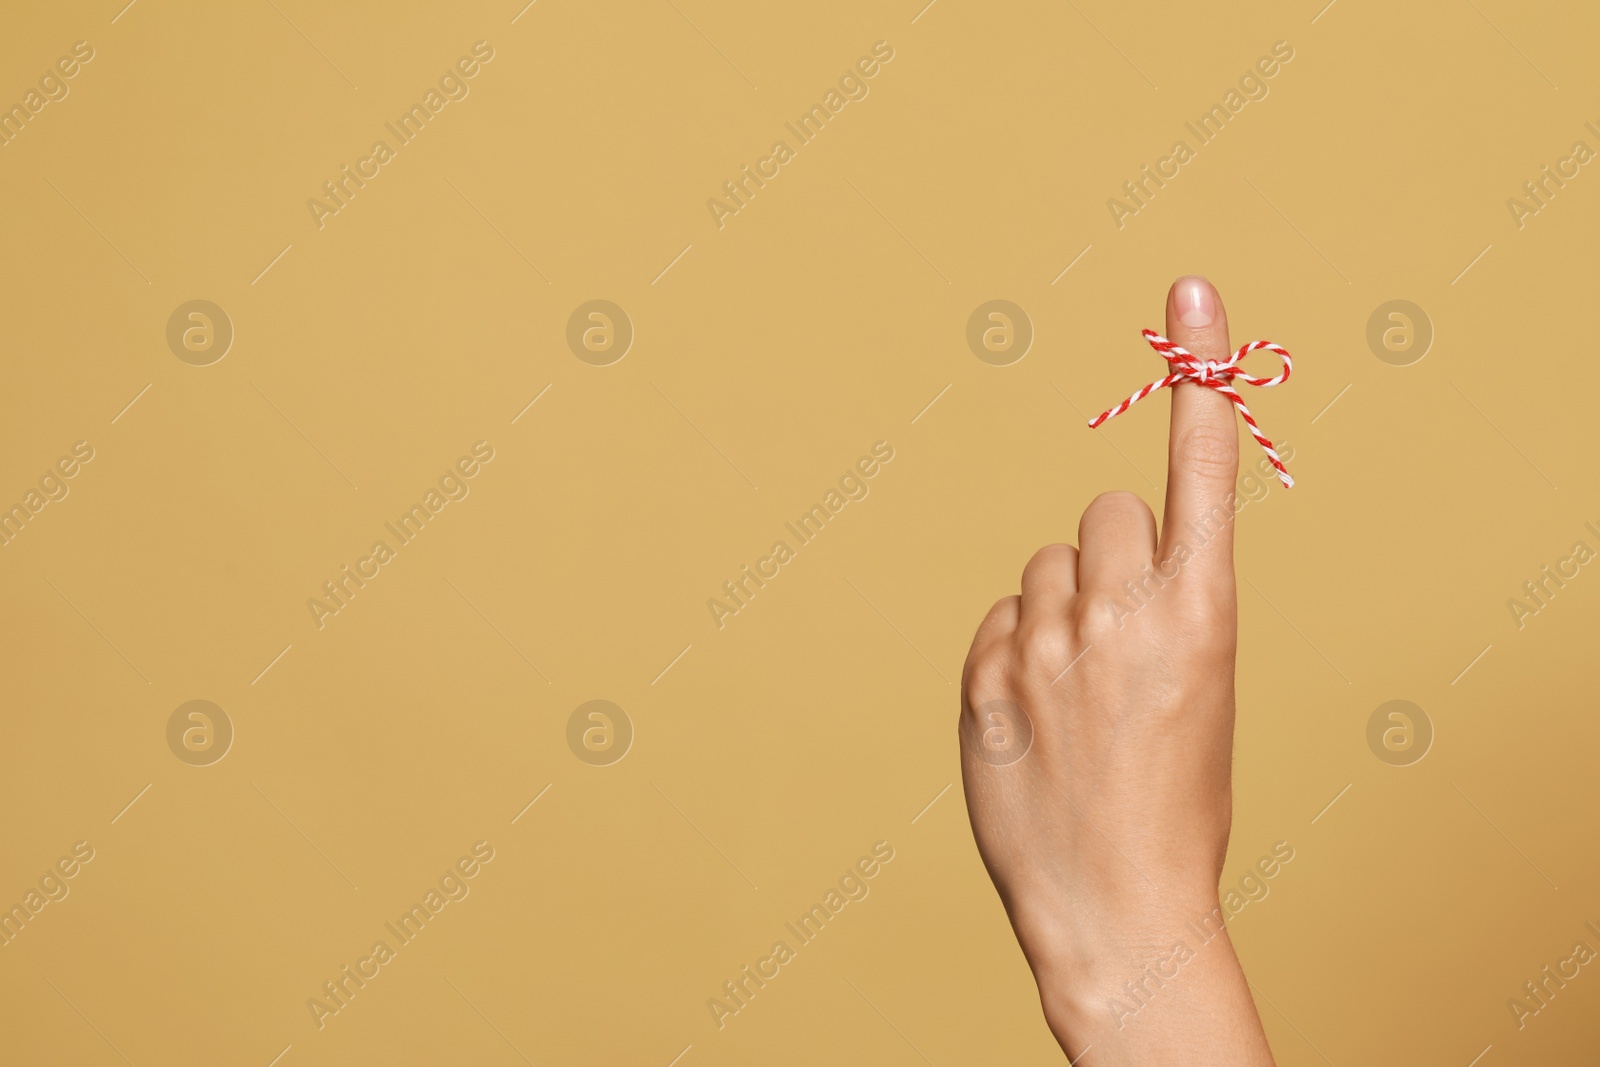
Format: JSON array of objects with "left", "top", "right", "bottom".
[{"left": 1157, "top": 276, "right": 1239, "bottom": 587}]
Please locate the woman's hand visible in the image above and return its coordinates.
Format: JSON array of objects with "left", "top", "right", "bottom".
[{"left": 959, "top": 276, "right": 1275, "bottom": 1064}]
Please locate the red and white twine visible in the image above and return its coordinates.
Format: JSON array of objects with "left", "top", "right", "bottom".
[{"left": 1089, "top": 330, "right": 1295, "bottom": 488}]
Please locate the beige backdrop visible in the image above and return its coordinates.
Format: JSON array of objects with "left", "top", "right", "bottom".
[{"left": 2, "top": 0, "right": 1597, "bottom": 1064}]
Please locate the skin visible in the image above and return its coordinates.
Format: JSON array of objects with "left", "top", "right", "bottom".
[{"left": 958, "top": 276, "right": 1276, "bottom": 1064}]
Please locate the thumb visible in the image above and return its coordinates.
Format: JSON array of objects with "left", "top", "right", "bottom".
[{"left": 1158, "top": 276, "right": 1239, "bottom": 584}]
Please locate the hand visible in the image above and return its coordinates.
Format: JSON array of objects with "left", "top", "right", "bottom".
[{"left": 958, "top": 276, "right": 1275, "bottom": 1064}]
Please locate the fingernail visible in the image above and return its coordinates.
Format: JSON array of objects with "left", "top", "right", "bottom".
[{"left": 1174, "top": 276, "right": 1216, "bottom": 328}]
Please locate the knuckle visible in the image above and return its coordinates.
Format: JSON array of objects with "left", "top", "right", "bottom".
[
  {"left": 1015, "top": 620, "right": 1070, "bottom": 675},
  {"left": 962, "top": 644, "right": 1011, "bottom": 700},
  {"left": 971, "top": 595, "right": 1017, "bottom": 644},
  {"left": 985, "top": 594, "right": 1019, "bottom": 623},
  {"left": 1071, "top": 593, "right": 1132, "bottom": 643},
  {"left": 1023, "top": 542, "right": 1076, "bottom": 577}
]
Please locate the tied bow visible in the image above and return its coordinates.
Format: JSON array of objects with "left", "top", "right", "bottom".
[{"left": 1089, "top": 330, "right": 1295, "bottom": 488}]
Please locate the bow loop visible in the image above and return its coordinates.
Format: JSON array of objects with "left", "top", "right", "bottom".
[
  {"left": 1227, "top": 339, "right": 1293, "bottom": 388},
  {"left": 1088, "top": 330, "right": 1296, "bottom": 488}
]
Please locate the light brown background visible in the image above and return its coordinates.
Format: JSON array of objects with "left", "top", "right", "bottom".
[{"left": 2, "top": 0, "right": 1598, "bottom": 1063}]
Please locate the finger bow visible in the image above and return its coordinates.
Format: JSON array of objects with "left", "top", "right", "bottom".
[{"left": 1088, "top": 329, "right": 1295, "bottom": 488}]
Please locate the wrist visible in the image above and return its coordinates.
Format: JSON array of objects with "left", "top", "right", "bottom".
[{"left": 1028, "top": 889, "right": 1240, "bottom": 1050}]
